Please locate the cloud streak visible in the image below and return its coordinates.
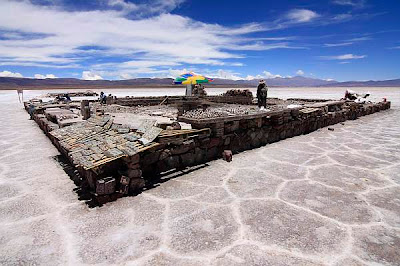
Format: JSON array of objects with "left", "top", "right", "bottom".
[
  {"left": 324, "top": 42, "right": 354, "bottom": 47},
  {"left": 332, "top": 0, "right": 366, "bottom": 8},
  {"left": 320, "top": 54, "right": 367, "bottom": 60}
]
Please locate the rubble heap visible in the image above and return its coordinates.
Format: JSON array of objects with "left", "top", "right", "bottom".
[
  {"left": 222, "top": 89, "right": 253, "bottom": 98},
  {"left": 43, "top": 90, "right": 98, "bottom": 97}
]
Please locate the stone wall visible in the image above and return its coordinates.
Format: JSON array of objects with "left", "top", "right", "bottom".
[{"left": 133, "top": 100, "right": 391, "bottom": 185}]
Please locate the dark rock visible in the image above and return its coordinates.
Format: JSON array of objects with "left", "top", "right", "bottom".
[
  {"left": 142, "top": 150, "right": 161, "bottom": 167},
  {"left": 207, "top": 147, "right": 219, "bottom": 160},
  {"left": 208, "top": 137, "right": 221, "bottom": 148},
  {"left": 120, "top": 176, "right": 130, "bottom": 185},
  {"left": 224, "top": 136, "right": 231, "bottom": 146},
  {"left": 181, "top": 152, "right": 196, "bottom": 167},
  {"left": 159, "top": 149, "right": 171, "bottom": 160},
  {"left": 194, "top": 148, "right": 206, "bottom": 164},
  {"left": 96, "top": 195, "right": 110, "bottom": 205},
  {"left": 129, "top": 178, "right": 145, "bottom": 193},
  {"left": 222, "top": 150, "right": 233, "bottom": 162},
  {"left": 171, "top": 140, "right": 195, "bottom": 155},
  {"left": 164, "top": 155, "right": 180, "bottom": 169},
  {"left": 104, "top": 177, "right": 116, "bottom": 194},
  {"left": 96, "top": 179, "right": 105, "bottom": 195},
  {"left": 127, "top": 169, "right": 142, "bottom": 179}
]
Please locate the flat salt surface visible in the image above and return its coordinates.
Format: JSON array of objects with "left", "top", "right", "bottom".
[{"left": 0, "top": 87, "right": 399, "bottom": 265}]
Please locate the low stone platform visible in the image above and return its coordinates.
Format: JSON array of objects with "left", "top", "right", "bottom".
[{"left": 25, "top": 97, "right": 391, "bottom": 205}]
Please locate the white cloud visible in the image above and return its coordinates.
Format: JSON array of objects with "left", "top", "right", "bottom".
[
  {"left": 213, "top": 70, "right": 243, "bottom": 80},
  {"left": 332, "top": 14, "right": 353, "bottom": 22},
  {"left": 230, "top": 62, "right": 244, "bottom": 67},
  {"left": 339, "top": 61, "right": 351, "bottom": 64},
  {"left": 245, "top": 75, "right": 260, "bottom": 80},
  {"left": 0, "top": 0, "right": 310, "bottom": 73},
  {"left": 0, "top": 70, "right": 23, "bottom": 78},
  {"left": 168, "top": 68, "right": 189, "bottom": 78},
  {"left": 245, "top": 71, "right": 282, "bottom": 80},
  {"left": 82, "top": 71, "right": 103, "bottom": 80},
  {"left": 323, "top": 36, "right": 371, "bottom": 48},
  {"left": 324, "top": 42, "right": 353, "bottom": 47},
  {"left": 144, "top": 0, "right": 186, "bottom": 15},
  {"left": 263, "top": 71, "right": 282, "bottom": 79},
  {"left": 320, "top": 54, "right": 366, "bottom": 60},
  {"left": 285, "top": 9, "right": 319, "bottom": 23},
  {"left": 225, "top": 42, "right": 303, "bottom": 51},
  {"left": 347, "top": 36, "right": 372, "bottom": 42},
  {"left": 0, "top": 0, "right": 268, "bottom": 69},
  {"left": 332, "top": 0, "right": 366, "bottom": 8},
  {"left": 107, "top": 0, "right": 184, "bottom": 16},
  {"left": 119, "top": 73, "right": 133, "bottom": 79},
  {"left": 296, "top": 70, "right": 304, "bottom": 75},
  {"left": 34, "top": 73, "right": 57, "bottom": 79},
  {"left": 108, "top": 0, "right": 138, "bottom": 12}
]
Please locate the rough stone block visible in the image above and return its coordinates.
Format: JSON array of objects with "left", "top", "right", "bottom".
[
  {"left": 194, "top": 148, "right": 206, "bottom": 164},
  {"left": 171, "top": 140, "right": 195, "bottom": 155},
  {"left": 159, "top": 149, "right": 171, "bottom": 160},
  {"left": 224, "top": 136, "right": 231, "bottom": 146},
  {"left": 120, "top": 176, "right": 130, "bottom": 185},
  {"left": 208, "top": 137, "right": 221, "bottom": 148},
  {"left": 127, "top": 169, "right": 142, "bottom": 179},
  {"left": 222, "top": 150, "right": 232, "bottom": 162},
  {"left": 181, "top": 152, "right": 196, "bottom": 166},
  {"left": 96, "top": 179, "right": 105, "bottom": 195},
  {"left": 164, "top": 155, "right": 180, "bottom": 169},
  {"left": 141, "top": 150, "right": 161, "bottom": 167},
  {"left": 124, "top": 153, "right": 140, "bottom": 165},
  {"left": 119, "top": 184, "right": 129, "bottom": 195},
  {"left": 207, "top": 147, "right": 219, "bottom": 160},
  {"left": 96, "top": 195, "right": 110, "bottom": 205},
  {"left": 129, "top": 178, "right": 145, "bottom": 193},
  {"left": 104, "top": 177, "right": 116, "bottom": 194},
  {"left": 127, "top": 163, "right": 140, "bottom": 170},
  {"left": 200, "top": 137, "right": 210, "bottom": 148}
]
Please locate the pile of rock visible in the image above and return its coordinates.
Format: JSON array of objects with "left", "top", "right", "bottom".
[
  {"left": 223, "top": 89, "right": 253, "bottom": 98},
  {"left": 44, "top": 90, "right": 98, "bottom": 97},
  {"left": 182, "top": 105, "right": 260, "bottom": 119},
  {"left": 182, "top": 108, "right": 227, "bottom": 119}
]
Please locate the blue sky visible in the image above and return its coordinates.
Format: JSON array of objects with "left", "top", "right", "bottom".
[{"left": 0, "top": 0, "right": 399, "bottom": 81}]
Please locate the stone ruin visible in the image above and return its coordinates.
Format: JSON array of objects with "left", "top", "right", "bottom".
[{"left": 24, "top": 93, "right": 391, "bottom": 206}]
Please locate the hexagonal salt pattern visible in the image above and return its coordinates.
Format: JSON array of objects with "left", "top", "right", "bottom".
[{"left": 0, "top": 89, "right": 399, "bottom": 265}]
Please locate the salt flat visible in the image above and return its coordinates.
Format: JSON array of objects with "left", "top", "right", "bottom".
[{"left": 0, "top": 88, "right": 399, "bottom": 265}]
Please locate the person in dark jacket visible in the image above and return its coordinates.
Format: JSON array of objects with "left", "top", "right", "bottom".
[
  {"left": 99, "top": 91, "right": 106, "bottom": 104},
  {"left": 257, "top": 79, "right": 268, "bottom": 110},
  {"left": 65, "top": 93, "right": 71, "bottom": 102}
]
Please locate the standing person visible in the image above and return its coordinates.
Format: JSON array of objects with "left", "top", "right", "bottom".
[
  {"left": 257, "top": 79, "right": 268, "bottom": 110},
  {"left": 17, "top": 89, "right": 23, "bottom": 103},
  {"left": 28, "top": 103, "right": 35, "bottom": 120}
]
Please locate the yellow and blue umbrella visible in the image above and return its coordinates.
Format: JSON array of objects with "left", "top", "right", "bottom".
[{"left": 173, "top": 72, "right": 213, "bottom": 85}]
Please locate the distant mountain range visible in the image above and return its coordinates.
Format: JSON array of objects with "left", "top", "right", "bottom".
[{"left": 1, "top": 76, "right": 400, "bottom": 90}]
